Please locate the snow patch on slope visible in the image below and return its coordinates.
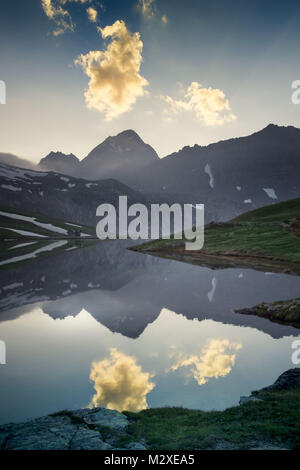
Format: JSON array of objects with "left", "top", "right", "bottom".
[
  {"left": 0, "top": 227, "right": 48, "bottom": 237},
  {"left": 1, "top": 185, "right": 22, "bottom": 191},
  {"left": 204, "top": 164, "right": 215, "bottom": 189},
  {"left": 263, "top": 188, "right": 277, "bottom": 200},
  {"left": 207, "top": 277, "right": 217, "bottom": 303},
  {"left": 0, "top": 211, "right": 68, "bottom": 235},
  {"left": 0, "top": 241, "right": 67, "bottom": 266}
]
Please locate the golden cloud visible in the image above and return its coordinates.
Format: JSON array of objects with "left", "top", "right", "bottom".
[
  {"left": 138, "top": 0, "right": 156, "bottom": 19},
  {"left": 162, "top": 81, "right": 237, "bottom": 126},
  {"left": 41, "top": 0, "right": 74, "bottom": 36},
  {"left": 87, "top": 6, "right": 98, "bottom": 23},
  {"left": 169, "top": 339, "right": 242, "bottom": 385},
  {"left": 138, "top": 0, "right": 167, "bottom": 24},
  {"left": 75, "top": 20, "right": 149, "bottom": 120},
  {"left": 89, "top": 348, "right": 155, "bottom": 413},
  {"left": 41, "top": 0, "right": 91, "bottom": 36}
]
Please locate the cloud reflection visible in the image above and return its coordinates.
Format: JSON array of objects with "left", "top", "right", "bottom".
[
  {"left": 169, "top": 339, "right": 242, "bottom": 385},
  {"left": 89, "top": 348, "right": 155, "bottom": 412}
]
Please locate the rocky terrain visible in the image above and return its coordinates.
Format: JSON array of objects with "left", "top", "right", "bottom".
[
  {"left": 132, "top": 124, "right": 300, "bottom": 214},
  {"left": 2, "top": 124, "right": 300, "bottom": 224},
  {"left": 235, "top": 298, "right": 300, "bottom": 328},
  {"left": 80, "top": 129, "right": 159, "bottom": 182},
  {"left": 0, "top": 407, "right": 145, "bottom": 450},
  {"left": 39, "top": 152, "right": 80, "bottom": 175},
  {"left": 36, "top": 124, "right": 300, "bottom": 223}
]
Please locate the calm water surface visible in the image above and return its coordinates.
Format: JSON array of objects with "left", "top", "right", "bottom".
[{"left": 0, "top": 241, "right": 299, "bottom": 425}]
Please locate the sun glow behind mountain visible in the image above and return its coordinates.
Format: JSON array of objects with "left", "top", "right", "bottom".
[{"left": 1, "top": 0, "right": 300, "bottom": 161}]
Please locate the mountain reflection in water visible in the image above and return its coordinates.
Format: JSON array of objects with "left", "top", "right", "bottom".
[{"left": 0, "top": 240, "right": 299, "bottom": 424}]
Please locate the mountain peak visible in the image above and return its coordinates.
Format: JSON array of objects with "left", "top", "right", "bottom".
[
  {"left": 103, "top": 129, "right": 145, "bottom": 147},
  {"left": 80, "top": 129, "right": 159, "bottom": 181},
  {"left": 263, "top": 123, "right": 279, "bottom": 131},
  {"left": 39, "top": 151, "right": 80, "bottom": 173},
  {"left": 117, "top": 129, "right": 141, "bottom": 139},
  {"left": 248, "top": 123, "right": 300, "bottom": 144},
  {"left": 258, "top": 123, "right": 300, "bottom": 134},
  {"left": 42, "top": 151, "right": 78, "bottom": 161}
]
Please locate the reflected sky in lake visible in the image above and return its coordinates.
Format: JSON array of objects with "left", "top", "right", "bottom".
[{"left": 0, "top": 241, "right": 299, "bottom": 424}]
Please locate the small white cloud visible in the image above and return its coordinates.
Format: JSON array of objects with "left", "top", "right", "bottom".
[
  {"left": 75, "top": 20, "right": 149, "bottom": 120},
  {"left": 162, "top": 81, "right": 237, "bottom": 126}
]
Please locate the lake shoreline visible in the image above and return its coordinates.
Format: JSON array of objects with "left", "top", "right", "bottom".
[
  {"left": 131, "top": 198, "right": 300, "bottom": 277},
  {"left": 235, "top": 298, "right": 300, "bottom": 328},
  {"left": 1, "top": 369, "right": 299, "bottom": 450},
  {"left": 131, "top": 245, "right": 300, "bottom": 276},
  {"left": 131, "top": 247, "right": 300, "bottom": 328}
]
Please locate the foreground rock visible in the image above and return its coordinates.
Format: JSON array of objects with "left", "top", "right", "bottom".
[
  {"left": 240, "top": 368, "right": 300, "bottom": 404},
  {"left": 252, "top": 368, "right": 300, "bottom": 394},
  {"left": 0, "top": 408, "right": 146, "bottom": 451},
  {"left": 235, "top": 298, "right": 300, "bottom": 328}
]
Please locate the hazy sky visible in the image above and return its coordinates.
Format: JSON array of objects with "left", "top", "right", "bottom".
[{"left": 1, "top": 0, "right": 300, "bottom": 163}]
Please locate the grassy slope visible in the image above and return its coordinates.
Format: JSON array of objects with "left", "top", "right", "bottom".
[
  {"left": 203, "top": 198, "right": 300, "bottom": 263},
  {"left": 136, "top": 199, "right": 300, "bottom": 264},
  {"left": 123, "top": 387, "right": 300, "bottom": 450},
  {"left": 0, "top": 205, "right": 99, "bottom": 270},
  {"left": 0, "top": 205, "right": 96, "bottom": 239}
]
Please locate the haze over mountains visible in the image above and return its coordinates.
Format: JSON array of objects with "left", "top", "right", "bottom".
[
  {"left": 0, "top": 163, "right": 148, "bottom": 227},
  {"left": 39, "top": 152, "right": 80, "bottom": 175},
  {"left": 0, "top": 153, "right": 37, "bottom": 170},
  {"left": 37, "top": 130, "right": 159, "bottom": 180},
  {"left": 1, "top": 124, "right": 300, "bottom": 223}
]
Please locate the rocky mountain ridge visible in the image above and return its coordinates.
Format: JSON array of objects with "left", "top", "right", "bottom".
[{"left": 37, "top": 124, "right": 300, "bottom": 222}]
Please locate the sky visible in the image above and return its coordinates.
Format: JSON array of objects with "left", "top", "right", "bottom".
[{"left": 1, "top": 0, "right": 300, "bottom": 163}]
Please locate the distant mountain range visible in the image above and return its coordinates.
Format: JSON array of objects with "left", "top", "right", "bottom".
[
  {"left": 0, "top": 162, "right": 148, "bottom": 227},
  {"left": 134, "top": 124, "right": 300, "bottom": 212},
  {"left": 37, "top": 124, "right": 300, "bottom": 220},
  {"left": 1, "top": 124, "right": 300, "bottom": 222},
  {"left": 38, "top": 129, "right": 159, "bottom": 180}
]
